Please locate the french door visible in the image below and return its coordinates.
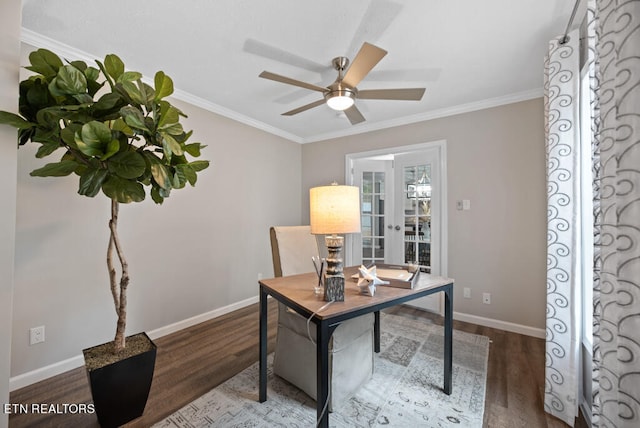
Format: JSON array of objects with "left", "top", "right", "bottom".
[{"left": 348, "top": 142, "right": 447, "bottom": 313}]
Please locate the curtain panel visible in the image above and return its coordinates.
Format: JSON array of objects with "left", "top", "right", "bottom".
[
  {"left": 544, "top": 28, "right": 582, "bottom": 426},
  {"left": 591, "top": 0, "right": 640, "bottom": 426}
]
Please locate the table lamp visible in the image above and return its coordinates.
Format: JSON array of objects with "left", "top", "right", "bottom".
[{"left": 309, "top": 183, "right": 361, "bottom": 301}]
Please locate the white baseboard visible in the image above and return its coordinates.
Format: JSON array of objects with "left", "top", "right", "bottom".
[
  {"left": 9, "top": 354, "right": 85, "bottom": 392},
  {"left": 9, "top": 295, "right": 259, "bottom": 392},
  {"left": 453, "top": 311, "right": 546, "bottom": 338},
  {"left": 11, "top": 299, "right": 544, "bottom": 391},
  {"left": 146, "top": 295, "right": 258, "bottom": 341}
]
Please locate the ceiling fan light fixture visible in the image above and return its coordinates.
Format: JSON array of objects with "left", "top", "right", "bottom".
[{"left": 325, "top": 90, "right": 355, "bottom": 111}]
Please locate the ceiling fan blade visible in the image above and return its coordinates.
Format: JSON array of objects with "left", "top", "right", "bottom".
[
  {"left": 344, "top": 105, "right": 366, "bottom": 125},
  {"left": 259, "top": 71, "right": 327, "bottom": 93},
  {"left": 282, "top": 99, "right": 326, "bottom": 116},
  {"left": 345, "top": 0, "right": 403, "bottom": 58},
  {"left": 244, "top": 39, "right": 326, "bottom": 73},
  {"left": 342, "top": 42, "right": 387, "bottom": 88},
  {"left": 365, "top": 68, "right": 441, "bottom": 82},
  {"left": 357, "top": 88, "right": 426, "bottom": 100}
]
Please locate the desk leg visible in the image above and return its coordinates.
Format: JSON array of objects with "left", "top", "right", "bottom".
[
  {"left": 444, "top": 284, "right": 453, "bottom": 395},
  {"left": 374, "top": 310, "right": 381, "bottom": 353},
  {"left": 259, "top": 286, "right": 268, "bottom": 402},
  {"left": 316, "top": 321, "right": 334, "bottom": 428}
]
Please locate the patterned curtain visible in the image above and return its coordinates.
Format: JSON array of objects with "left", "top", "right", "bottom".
[
  {"left": 545, "top": 0, "right": 640, "bottom": 426},
  {"left": 591, "top": 0, "right": 640, "bottom": 426},
  {"left": 544, "top": 28, "right": 582, "bottom": 426}
]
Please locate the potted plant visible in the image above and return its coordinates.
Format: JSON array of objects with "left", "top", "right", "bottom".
[{"left": 0, "top": 48, "right": 209, "bottom": 427}]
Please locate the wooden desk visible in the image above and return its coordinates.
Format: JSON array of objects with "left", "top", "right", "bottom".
[{"left": 258, "top": 266, "right": 454, "bottom": 428}]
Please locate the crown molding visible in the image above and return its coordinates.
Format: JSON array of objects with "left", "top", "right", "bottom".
[
  {"left": 303, "top": 88, "right": 543, "bottom": 143},
  {"left": 20, "top": 28, "right": 542, "bottom": 146},
  {"left": 171, "top": 89, "right": 304, "bottom": 143}
]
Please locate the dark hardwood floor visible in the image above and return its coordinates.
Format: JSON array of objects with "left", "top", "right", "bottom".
[{"left": 9, "top": 300, "right": 587, "bottom": 427}]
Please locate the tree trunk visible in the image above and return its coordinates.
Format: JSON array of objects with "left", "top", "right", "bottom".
[{"left": 107, "top": 200, "right": 130, "bottom": 352}]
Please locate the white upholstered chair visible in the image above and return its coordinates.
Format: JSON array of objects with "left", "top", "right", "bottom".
[{"left": 269, "top": 225, "right": 374, "bottom": 410}]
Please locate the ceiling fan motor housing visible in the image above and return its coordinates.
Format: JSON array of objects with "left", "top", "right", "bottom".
[{"left": 324, "top": 82, "right": 356, "bottom": 110}]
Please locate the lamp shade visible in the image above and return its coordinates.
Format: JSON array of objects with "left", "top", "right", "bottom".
[{"left": 309, "top": 184, "right": 361, "bottom": 235}]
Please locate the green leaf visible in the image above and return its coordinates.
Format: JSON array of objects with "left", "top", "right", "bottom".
[
  {"left": 35, "top": 141, "right": 61, "bottom": 158},
  {"left": 111, "top": 117, "right": 133, "bottom": 135},
  {"left": 118, "top": 71, "right": 143, "bottom": 84},
  {"left": 107, "top": 151, "right": 146, "bottom": 179},
  {"left": 93, "top": 92, "right": 124, "bottom": 112},
  {"left": 72, "top": 94, "right": 94, "bottom": 104},
  {"left": 150, "top": 186, "right": 164, "bottom": 204},
  {"left": 85, "top": 66, "right": 100, "bottom": 81},
  {"left": 120, "top": 80, "right": 146, "bottom": 105},
  {"left": 175, "top": 164, "right": 197, "bottom": 187},
  {"left": 82, "top": 121, "right": 111, "bottom": 145},
  {"left": 0, "top": 111, "right": 34, "bottom": 129},
  {"left": 104, "top": 54, "right": 124, "bottom": 81},
  {"left": 154, "top": 71, "right": 174, "bottom": 100},
  {"left": 119, "top": 106, "right": 148, "bottom": 131},
  {"left": 144, "top": 152, "right": 172, "bottom": 190},
  {"left": 189, "top": 160, "right": 210, "bottom": 172},
  {"left": 30, "top": 160, "right": 79, "bottom": 177},
  {"left": 60, "top": 126, "right": 78, "bottom": 146},
  {"left": 78, "top": 167, "right": 108, "bottom": 197},
  {"left": 161, "top": 122, "right": 184, "bottom": 136},
  {"left": 75, "top": 121, "right": 111, "bottom": 157},
  {"left": 68, "top": 60, "right": 87, "bottom": 72},
  {"left": 102, "top": 176, "right": 145, "bottom": 203},
  {"left": 138, "top": 81, "right": 155, "bottom": 106},
  {"left": 158, "top": 103, "right": 180, "bottom": 129},
  {"left": 24, "top": 80, "right": 54, "bottom": 112},
  {"left": 183, "top": 142, "right": 204, "bottom": 157},
  {"left": 26, "top": 49, "right": 63, "bottom": 78},
  {"left": 48, "top": 65, "right": 88, "bottom": 97},
  {"left": 161, "top": 132, "right": 183, "bottom": 157},
  {"left": 102, "top": 139, "right": 120, "bottom": 160}
]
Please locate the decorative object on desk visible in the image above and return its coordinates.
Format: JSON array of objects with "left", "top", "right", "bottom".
[
  {"left": 311, "top": 256, "right": 325, "bottom": 296},
  {"left": 351, "top": 264, "right": 421, "bottom": 289},
  {"left": 356, "top": 264, "right": 389, "bottom": 296},
  {"left": 154, "top": 312, "right": 489, "bottom": 428},
  {"left": 310, "top": 183, "right": 361, "bottom": 302}
]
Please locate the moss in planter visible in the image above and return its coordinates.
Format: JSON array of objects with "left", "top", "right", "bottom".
[{"left": 83, "top": 333, "right": 155, "bottom": 372}]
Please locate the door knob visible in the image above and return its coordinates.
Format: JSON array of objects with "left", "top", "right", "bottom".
[
  {"left": 387, "top": 225, "right": 393, "bottom": 229},
  {"left": 395, "top": 225, "right": 401, "bottom": 231}
]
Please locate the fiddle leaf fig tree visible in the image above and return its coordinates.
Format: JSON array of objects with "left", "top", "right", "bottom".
[{"left": 0, "top": 49, "right": 209, "bottom": 353}]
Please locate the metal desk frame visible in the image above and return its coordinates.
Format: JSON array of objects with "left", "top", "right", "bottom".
[{"left": 258, "top": 269, "right": 453, "bottom": 428}]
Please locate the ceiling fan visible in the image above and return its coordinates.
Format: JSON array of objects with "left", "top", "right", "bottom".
[{"left": 258, "top": 42, "right": 426, "bottom": 125}]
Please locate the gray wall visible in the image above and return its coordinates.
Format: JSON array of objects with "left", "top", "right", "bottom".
[
  {"left": 10, "top": 53, "right": 302, "bottom": 378},
  {"left": 0, "top": 1, "right": 20, "bottom": 426},
  {"left": 301, "top": 99, "right": 547, "bottom": 330}
]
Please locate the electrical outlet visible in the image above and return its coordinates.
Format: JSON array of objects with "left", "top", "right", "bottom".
[
  {"left": 482, "top": 293, "right": 491, "bottom": 304},
  {"left": 463, "top": 287, "right": 471, "bottom": 299},
  {"left": 30, "top": 326, "right": 45, "bottom": 345}
]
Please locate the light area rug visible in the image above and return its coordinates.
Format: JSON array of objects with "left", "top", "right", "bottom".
[{"left": 154, "top": 312, "right": 489, "bottom": 427}]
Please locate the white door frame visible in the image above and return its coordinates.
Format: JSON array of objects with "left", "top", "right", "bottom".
[{"left": 344, "top": 139, "right": 448, "bottom": 278}]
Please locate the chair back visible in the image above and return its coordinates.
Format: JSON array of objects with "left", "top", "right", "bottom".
[{"left": 270, "top": 226, "right": 319, "bottom": 277}]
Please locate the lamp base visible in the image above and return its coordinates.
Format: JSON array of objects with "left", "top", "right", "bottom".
[
  {"left": 323, "top": 235, "right": 345, "bottom": 302},
  {"left": 324, "top": 276, "right": 344, "bottom": 302}
]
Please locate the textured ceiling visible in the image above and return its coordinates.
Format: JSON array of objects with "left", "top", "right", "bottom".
[{"left": 20, "top": 0, "right": 575, "bottom": 143}]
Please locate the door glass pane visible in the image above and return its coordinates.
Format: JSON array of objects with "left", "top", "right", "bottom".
[
  {"left": 360, "top": 170, "right": 385, "bottom": 266},
  {"left": 403, "top": 164, "right": 431, "bottom": 270}
]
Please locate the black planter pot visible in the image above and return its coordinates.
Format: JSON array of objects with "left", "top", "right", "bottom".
[{"left": 83, "top": 332, "right": 157, "bottom": 428}]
